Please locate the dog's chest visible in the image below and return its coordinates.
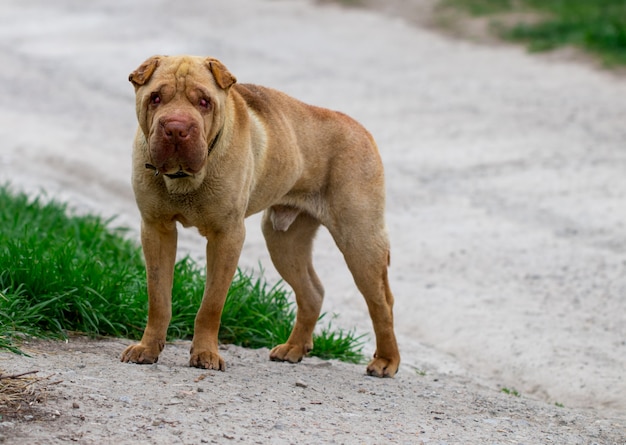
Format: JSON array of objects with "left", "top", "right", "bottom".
[{"left": 164, "top": 192, "right": 240, "bottom": 235}]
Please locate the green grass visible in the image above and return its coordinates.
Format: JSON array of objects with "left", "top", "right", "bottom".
[
  {"left": 442, "top": 0, "right": 626, "bottom": 66},
  {"left": 442, "top": 0, "right": 513, "bottom": 16},
  {"left": 501, "top": 387, "right": 521, "bottom": 397},
  {"left": 0, "top": 185, "right": 364, "bottom": 363}
]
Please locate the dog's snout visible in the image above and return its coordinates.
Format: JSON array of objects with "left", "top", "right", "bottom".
[
  {"left": 162, "top": 119, "right": 192, "bottom": 141},
  {"left": 151, "top": 115, "right": 204, "bottom": 174}
]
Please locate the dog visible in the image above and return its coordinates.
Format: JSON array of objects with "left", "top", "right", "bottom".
[{"left": 120, "top": 55, "right": 400, "bottom": 377}]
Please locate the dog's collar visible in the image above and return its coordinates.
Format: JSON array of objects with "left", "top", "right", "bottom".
[
  {"left": 145, "top": 129, "right": 222, "bottom": 179},
  {"left": 207, "top": 128, "right": 222, "bottom": 157}
]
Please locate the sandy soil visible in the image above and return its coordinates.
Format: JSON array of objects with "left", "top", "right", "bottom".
[
  {"left": 1, "top": 337, "right": 624, "bottom": 444},
  {"left": 1, "top": 0, "right": 625, "bottom": 443}
]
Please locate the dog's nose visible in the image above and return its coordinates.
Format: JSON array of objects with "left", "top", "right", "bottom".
[{"left": 162, "top": 120, "right": 191, "bottom": 141}]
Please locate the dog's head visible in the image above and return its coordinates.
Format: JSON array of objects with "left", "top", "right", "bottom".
[{"left": 129, "top": 55, "right": 236, "bottom": 182}]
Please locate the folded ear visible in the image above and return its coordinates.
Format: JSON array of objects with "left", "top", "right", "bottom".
[
  {"left": 129, "top": 56, "right": 161, "bottom": 87},
  {"left": 205, "top": 57, "right": 237, "bottom": 90}
]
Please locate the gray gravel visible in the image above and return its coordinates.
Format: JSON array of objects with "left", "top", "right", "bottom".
[
  {"left": 0, "top": 0, "right": 625, "bottom": 442},
  {"left": 1, "top": 339, "right": 625, "bottom": 444}
]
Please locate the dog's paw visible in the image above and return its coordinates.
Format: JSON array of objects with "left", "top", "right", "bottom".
[
  {"left": 269, "top": 343, "right": 310, "bottom": 363},
  {"left": 366, "top": 355, "right": 400, "bottom": 378},
  {"left": 120, "top": 343, "right": 162, "bottom": 364},
  {"left": 189, "top": 350, "right": 225, "bottom": 371}
]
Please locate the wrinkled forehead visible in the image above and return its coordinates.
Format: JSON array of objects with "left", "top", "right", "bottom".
[{"left": 154, "top": 57, "right": 216, "bottom": 93}]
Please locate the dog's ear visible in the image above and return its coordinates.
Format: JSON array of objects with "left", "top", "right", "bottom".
[
  {"left": 129, "top": 56, "right": 161, "bottom": 87},
  {"left": 205, "top": 57, "right": 237, "bottom": 90}
]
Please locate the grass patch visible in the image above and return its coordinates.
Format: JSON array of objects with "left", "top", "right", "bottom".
[
  {"left": 441, "top": 0, "right": 626, "bottom": 66},
  {"left": 501, "top": 387, "right": 521, "bottom": 397},
  {"left": 0, "top": 185, "right": 364, "bottom": 363},
  {"left": 0, "top": 370, "right": 50, "bottom": 421}
]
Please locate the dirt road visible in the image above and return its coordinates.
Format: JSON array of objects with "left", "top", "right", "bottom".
[{"left": 1, "top": 0, "right": 625, "bottom": 442}]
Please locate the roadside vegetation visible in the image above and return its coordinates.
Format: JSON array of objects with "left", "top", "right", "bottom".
[
  {"left": 0, "top": 185, "right": 364, "bottom": 363},
  {"left": 441, "top": 0, "right": 626, "bottom": 66}
]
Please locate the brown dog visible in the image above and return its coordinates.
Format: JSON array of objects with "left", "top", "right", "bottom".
[{"left": 120, "top": 55, "right": 400, "bottom": 377}]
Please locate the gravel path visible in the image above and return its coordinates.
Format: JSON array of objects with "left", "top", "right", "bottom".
[
  {"left": 0, "top": 0, "right": 625, "bottom": 442},
  {"left": 1, "top": 338, "right": 624, "bottom": 444}
]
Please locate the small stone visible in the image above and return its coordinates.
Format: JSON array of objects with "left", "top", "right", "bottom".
[
  {"left": 72, "top": 402, "right": 80, "bottom": 409},
  {"left": 295, "top": 381, "right": 308, "bottom": 388}
]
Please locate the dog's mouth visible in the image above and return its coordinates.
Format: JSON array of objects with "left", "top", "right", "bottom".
[
  {"left": 164, "top": 170, "right": 191, "bottom": 179},
  {"left": 145, "top": 163, "right": 192, "bottom": 179}
]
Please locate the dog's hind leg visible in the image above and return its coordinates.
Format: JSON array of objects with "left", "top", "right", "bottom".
[
  {"left": 262, "top": 207, "right": 324, "bottom": 363},
  {"left": 327, "top": 214, "right": 400, "bottom": 378}
]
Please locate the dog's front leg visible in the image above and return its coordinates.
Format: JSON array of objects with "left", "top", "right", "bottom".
[
  {"left": 189, "top": 224, "right": 245, "bottom": 371},
  {"left": 121, "top": 220, "right": 177, "bottom": 364}
]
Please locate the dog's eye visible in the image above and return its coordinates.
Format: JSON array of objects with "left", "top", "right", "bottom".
[
  {"left": 199, "top": 98, "right": 211, "bottom": 109},
  {"left": 150, "top": 93, "right": 161, "bottom": 105}
]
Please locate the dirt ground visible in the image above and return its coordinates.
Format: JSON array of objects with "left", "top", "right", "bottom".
[
  {"left": 1, "top": 337, "right": 624, "bottom": 444},
  {"left": 1, "top": 0, "right": 626, "bottom": 443}
]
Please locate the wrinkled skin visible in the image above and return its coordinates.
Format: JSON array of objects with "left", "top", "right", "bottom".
[{"left": 121, "top": 55, "right": 400, "bottom": 378}]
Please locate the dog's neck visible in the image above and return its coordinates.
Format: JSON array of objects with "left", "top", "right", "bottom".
[{"left": 207, "top": 128, "right": 222, "bottom": 157}]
